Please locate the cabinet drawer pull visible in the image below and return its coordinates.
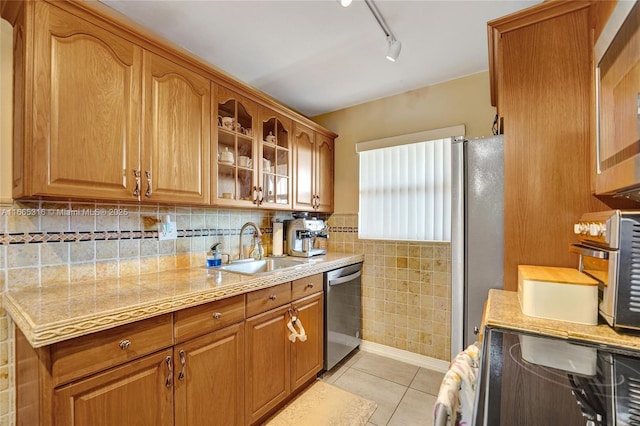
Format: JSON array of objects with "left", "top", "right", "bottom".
[
  {"left": 212, "top": 312, "right": 222, "bottom": 320},
  {"left": 306, "top": 283, "right": 314, "bottom": 289},
  {"left": 178, "top": 349, "right": 186, "bottom": 381},
  {"left": 165, "top": 356, "right": 172, "bottom": 388},
  {"left": 145, "top": 170, "right": 152, "bottom": 197},
  {"left": 119, "top": 339, "right": 131, "bottom": 350},
  {"left": 269, "top": 295, "right": 277, "bottom": 301},
  {"left": 132, "top": 170, "right": 141, "bottom": 197}
]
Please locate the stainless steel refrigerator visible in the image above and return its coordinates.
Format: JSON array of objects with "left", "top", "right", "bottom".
[{"left": 450, "top": 136, "right": 504, "bottom": 360}]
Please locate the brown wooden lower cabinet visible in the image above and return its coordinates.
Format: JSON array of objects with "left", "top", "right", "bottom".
[
  {"left": 27, "top": 324, "right": 246, "bottom": 426},
  {"left": 245, "top": 292, "right": 325, "bottom": 426},
  {"left": 245, "top": 304, "right": 292, "bottom": 425},
  {"left": 174, "top": 322, "right": 245, "bottom": 426},
  {"left": 15, "top": 283, "right": 326, "bottom": 426},
  {"left": 53, "top": 349, "right": 174, "bottom": 426},
  {"left": 291, "top": 293, "right": 324, "bottom": 390}
]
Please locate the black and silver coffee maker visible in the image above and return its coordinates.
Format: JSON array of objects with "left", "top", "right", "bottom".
[{"left": 284, "top": 218, "right": 328, "bottom": 257}]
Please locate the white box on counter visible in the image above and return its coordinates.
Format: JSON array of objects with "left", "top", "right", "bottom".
[{"left": 517, "top": 265, "right": 599, "bottom": 325}]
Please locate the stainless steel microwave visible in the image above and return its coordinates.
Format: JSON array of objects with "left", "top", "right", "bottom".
[{"left": 595, "top": 1, "right": 640, "bottom": 200}]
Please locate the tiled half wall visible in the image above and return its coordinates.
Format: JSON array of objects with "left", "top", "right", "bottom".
[
  {"left": 328, "top": 214, "right": 451, "bottom": 360},
  {"left": 0, "top": 203, "right": 451, "bottom": 425}
]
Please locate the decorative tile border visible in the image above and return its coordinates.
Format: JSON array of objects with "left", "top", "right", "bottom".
[
  {"left": 328, "top": 226, "right": 358, "bottom": 233},
  {"left": 0, "top": 227, "right": 278, "bottom": 245},
  {"left": 0, "top": 226, "right": 352, "bottom": 245}
]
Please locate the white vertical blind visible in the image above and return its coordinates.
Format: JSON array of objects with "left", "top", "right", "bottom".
[{"left": 358, "top": 137, "right": 452, "bottom": 241}]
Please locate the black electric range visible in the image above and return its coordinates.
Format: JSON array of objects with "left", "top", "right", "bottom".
[{"left": 474, "top": 327, "right": 640, "bottom": 426}]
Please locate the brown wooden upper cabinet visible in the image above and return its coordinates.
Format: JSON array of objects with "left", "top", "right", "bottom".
[
  {"left": 213, "top": 85, "right": 258, "bottom": 207},
  {"left": 487, "top": 1, "right": 612, "bottom": 289},
  {"left": 141, "top": 51, "right": 211, "bottom": 205},
  {"left": 12, "top": 1, "right": 142, "bottom": 201},
  {"left": 313, "top": 133, "right": 335, "bottom": 213},
  {"left": 5, "top": 0, "right": 336, "bottom": 211},
  {"left": 9, "top": 1, "right": 210, "bottom": 205},
  {"left": 258, "top": 106, "right": 293, "bottom": 210},
  {"left": 293, "top": 123, "right": 334, "bottom": 213}
]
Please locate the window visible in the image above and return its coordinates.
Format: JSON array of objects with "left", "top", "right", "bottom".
[{"left": 357, "top": 125, "right": 464, "bottom": 242}]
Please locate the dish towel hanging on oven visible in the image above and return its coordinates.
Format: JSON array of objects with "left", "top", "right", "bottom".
[{"left": 433, "top": 342, "right": 481, "bottom": 426}]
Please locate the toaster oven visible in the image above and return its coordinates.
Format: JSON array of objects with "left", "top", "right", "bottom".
[{"left": 570, "top": 210, "right": 640, "bottom": 330}]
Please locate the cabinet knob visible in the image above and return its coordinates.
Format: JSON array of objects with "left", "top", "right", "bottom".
[
  {"left": 119, "top": 339, "right": 131, "bottom": 350},
  {"left": 269, "top": 295, "right": 277, "bottom": 301},
  {"left": 213, "top": 312, "right": 222, "bottom": 320}
]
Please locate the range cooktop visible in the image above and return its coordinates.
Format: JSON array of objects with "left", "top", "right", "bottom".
[{"left": 475, "top": 327, "right": 640, "bottom": 426}]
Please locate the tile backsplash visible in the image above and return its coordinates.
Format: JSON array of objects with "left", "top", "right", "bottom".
[
  {"left": 0, "top": 203, "right": 451, "bottom": 425},
  {"left": 327, "top": 214, "right": 451, "bottom": 360},
  {"left": 0, "top": 201, "right": 294, "bottom": 289}
]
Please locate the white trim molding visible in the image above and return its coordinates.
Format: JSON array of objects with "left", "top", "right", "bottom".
[
  {"left": 355, "top": 124, "right": 465, "bottom": 153},
  {"left": 359, "top": 340, "right": 450, "bottom": 373}
]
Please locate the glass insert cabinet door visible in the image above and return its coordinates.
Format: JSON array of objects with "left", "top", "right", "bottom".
[
  {"left": 259, "top": 107, "right": 292, "bottom": 209},
  {"left": 215, "top": 86, "right": 257, "bottom": 205}
]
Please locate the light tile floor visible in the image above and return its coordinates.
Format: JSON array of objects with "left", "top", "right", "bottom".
[{"left": 320, "top": 350, "right": 445, "bottom": 426}]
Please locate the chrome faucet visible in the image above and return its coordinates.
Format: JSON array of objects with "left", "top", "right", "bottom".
[{"left": 239, "top": 222, "right": 263, "bottom": 260}]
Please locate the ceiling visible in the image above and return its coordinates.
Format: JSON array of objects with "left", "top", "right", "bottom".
[{"left": 99, "top": 0, "right": 539, "bottom": 117}]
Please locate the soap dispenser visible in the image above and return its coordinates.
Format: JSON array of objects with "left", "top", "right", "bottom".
[
  {"left": 207, "top": 243, "right": 223, "bottom": 268},
  {"left": 251, "top": 236, "right": 263, "bottom": 260}
]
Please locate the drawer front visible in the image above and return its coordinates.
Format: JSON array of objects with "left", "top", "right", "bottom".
[
  {"left": 174, "top": 294, "right": 245, "bottom": 343},
  {"left": 292, "top": 274, "right": 323, "bottom": 300},
  {"left": 51, "top": 313, "right": 173, "bottom": 386},
  {"left": 246, "top": 282, "right": 292, "bottom": 318}
]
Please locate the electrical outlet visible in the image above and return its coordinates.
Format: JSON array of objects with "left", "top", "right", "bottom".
[{"left": 158, "top": 221, "right": 178, "bottom": 240}]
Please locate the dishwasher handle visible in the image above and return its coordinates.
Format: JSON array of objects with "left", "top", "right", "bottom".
[{"left": 328, "top": 270, "right": 362, "bottom": 286}]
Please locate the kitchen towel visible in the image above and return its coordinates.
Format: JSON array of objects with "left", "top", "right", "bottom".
[
  {"left": 287, "top": 316, "right": 307, "bottom": 342},
  {"left": 434, "top": 342, "right": 480, "bottom": 426},
  {"left": 272, "top": 221, "right": 284, "bottom": 256}
]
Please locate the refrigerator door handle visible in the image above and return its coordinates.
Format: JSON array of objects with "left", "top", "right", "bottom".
[{"left": 450, "top": 139, "right": 466, "bottom": 359}]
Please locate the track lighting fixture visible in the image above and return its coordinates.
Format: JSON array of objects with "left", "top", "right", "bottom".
[{"left": 363, "top": 0, "right": 401, "bottom": 62}]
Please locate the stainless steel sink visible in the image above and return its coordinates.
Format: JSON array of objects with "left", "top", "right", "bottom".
[{"left": 218, "top": 257, "right": 308, "bottom": 276}]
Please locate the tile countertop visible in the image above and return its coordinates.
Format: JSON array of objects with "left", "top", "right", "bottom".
[
  {"left": 485, "top": 289, "right": 640, "bottom": 351},
  {"left": 4, "top": 253, "right": 364, "bottom": 348}
]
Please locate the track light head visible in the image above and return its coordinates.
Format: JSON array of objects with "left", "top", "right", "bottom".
[{"left": 386, "top": 36, "right": 402, "bottom": 62}]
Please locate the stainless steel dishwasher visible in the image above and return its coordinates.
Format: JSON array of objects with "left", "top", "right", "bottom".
[{"left": 324, "top": 262, "right": 363, "bottom": 371}]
